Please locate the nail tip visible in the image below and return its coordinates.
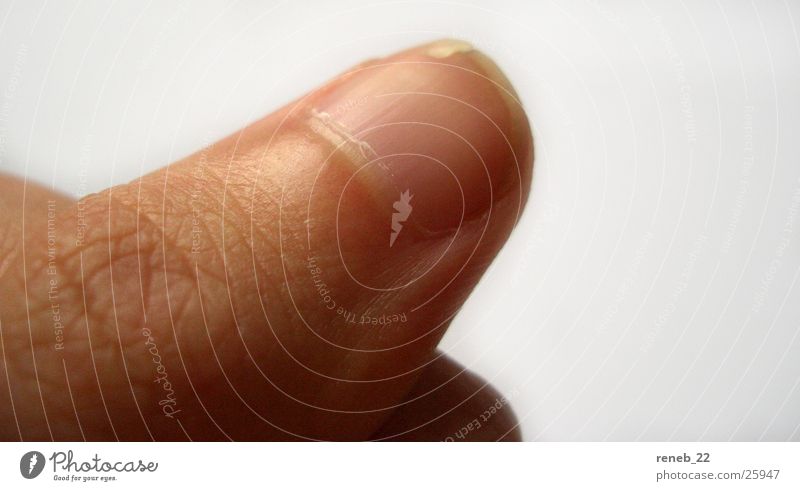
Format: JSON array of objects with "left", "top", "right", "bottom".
[{"left": 423, "top": 38, "right": 475, "bottom": 59}]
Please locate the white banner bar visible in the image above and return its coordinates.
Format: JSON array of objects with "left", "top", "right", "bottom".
[{"left": 0, "top": 442, "right": 797, "bottom": 490}]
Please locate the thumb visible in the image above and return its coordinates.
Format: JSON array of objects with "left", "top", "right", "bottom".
[{"left": 2, "top": 39, "right": 532, "bottom": 441}]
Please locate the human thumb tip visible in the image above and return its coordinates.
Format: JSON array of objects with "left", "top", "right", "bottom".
[{"left": 270, "top": 37, "right": 534, "bottom": 352}]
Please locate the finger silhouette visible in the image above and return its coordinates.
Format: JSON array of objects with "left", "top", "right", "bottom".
[{"left": 0, "top": 39, "right": 532, "bottom": 441}]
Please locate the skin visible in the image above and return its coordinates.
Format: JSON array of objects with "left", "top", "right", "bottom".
[{"left": 0, "top": 39, "right": 533, "bottom": 441}]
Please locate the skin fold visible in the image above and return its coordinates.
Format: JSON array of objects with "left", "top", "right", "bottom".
[{"left": 0, "top": 39, "right": 533, "bottom": 441}]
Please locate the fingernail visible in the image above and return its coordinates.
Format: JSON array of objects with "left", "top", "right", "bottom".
[
  {"left": 305, "top": 39, "right": 530, "bottom": 245},
  {"left": 306, "top": 40, "right": 532, "bottom": 290}
]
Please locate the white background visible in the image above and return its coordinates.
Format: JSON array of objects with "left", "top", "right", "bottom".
[{"left": 0, "top": 0, "right": 798, "bottom": 441}]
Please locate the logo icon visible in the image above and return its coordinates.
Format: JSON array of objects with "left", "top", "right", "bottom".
[
  {"left": 20, "top": 451, "right": 45, "bottom": 479},
  {"left": 390, "top": 190, "right": 413, "bottom": 247}
]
